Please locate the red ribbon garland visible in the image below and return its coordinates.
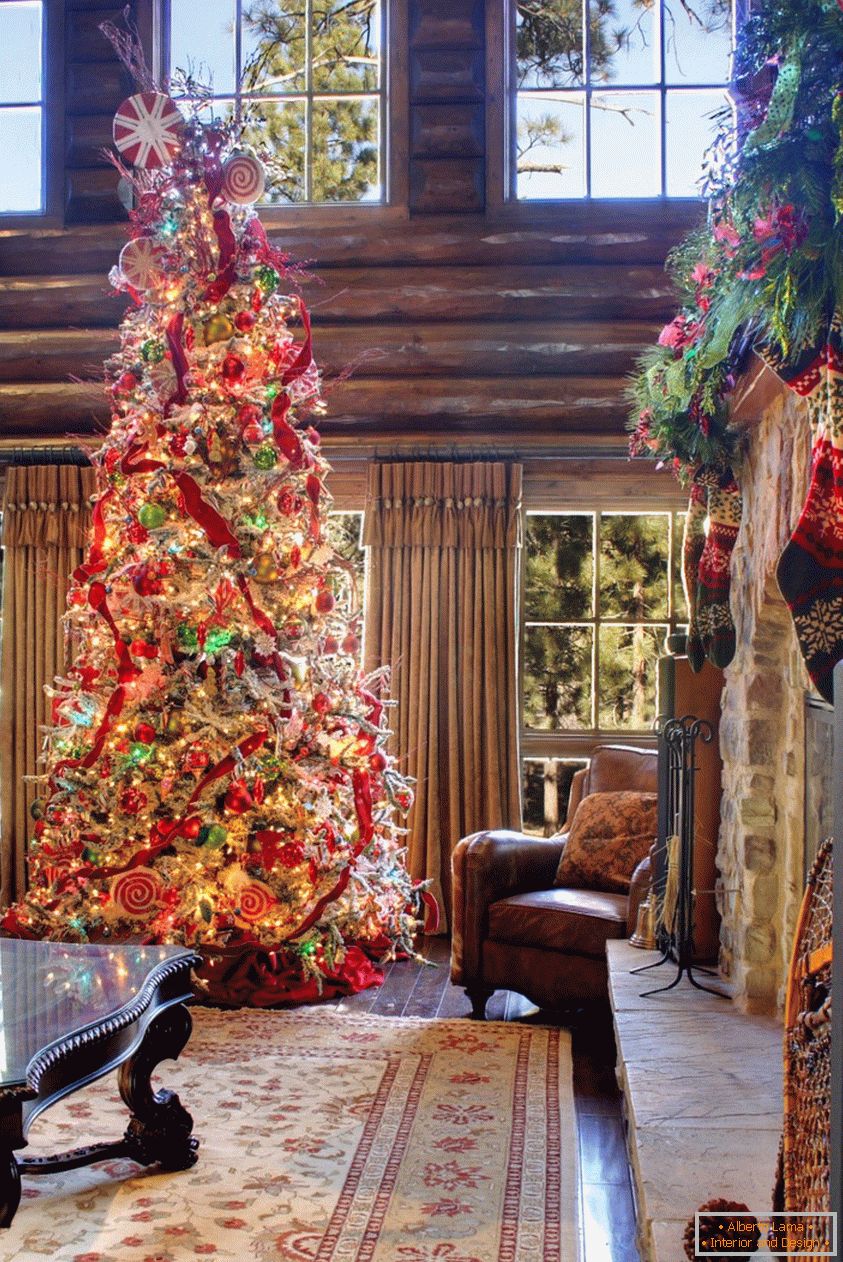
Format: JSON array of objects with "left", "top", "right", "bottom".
[
  {"left": 53, "top": 730, "right": 270, "bottom": 894},
  {"left": 166, "top": 312, "right": 189, "bottom": 408},
  {"left": 73, "top": 489, "right": 114, "bottom": 584},
  {"left": 277, "top": 769, "right": 374, "bottom": 943},
  {"left": 174, "top": 472, "right": 241, "bottom": 556},
  {"left": 50, "top": 683, "right": 127, "bottom": 795}
]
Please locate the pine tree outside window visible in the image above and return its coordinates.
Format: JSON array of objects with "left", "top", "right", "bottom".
[
  {"left": 512, "top": 0, "right": 736, "bottom": 200},
  {"left": 521, "top": 510, "right": 686, "bottom": 834},
  {"left": 165, "top": 0, "right": 385, "bottom": 205}
]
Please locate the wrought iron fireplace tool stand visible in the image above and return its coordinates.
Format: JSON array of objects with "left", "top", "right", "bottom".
[{"left": 630, "top": 715, "right": 726, "bottom": 998}]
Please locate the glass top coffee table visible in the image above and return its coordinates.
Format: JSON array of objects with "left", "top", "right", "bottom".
[{"left": 0, "top": 938, "right": 200, "bottom": 1228}]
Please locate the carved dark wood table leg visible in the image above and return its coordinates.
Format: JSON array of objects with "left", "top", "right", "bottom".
[
  {"left": 119, "top": 1004, "right": 198, "bottom": 1171},
  {"left": 0, "top": 941, "right": 200, "bottom": 1227}
]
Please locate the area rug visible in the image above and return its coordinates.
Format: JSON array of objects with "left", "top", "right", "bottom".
[{"left": 0, "top": 1010, "right": 578, "bottom": 1262}]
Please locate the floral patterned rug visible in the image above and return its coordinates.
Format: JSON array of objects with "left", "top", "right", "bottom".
[{"left": 2, "top": 1008, "right": 578, "bottom": 1262}]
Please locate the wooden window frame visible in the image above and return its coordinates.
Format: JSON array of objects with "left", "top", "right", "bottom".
[
  {"left": 140, "top": 0, "right": 408, "bottom": 223},
  {"left": 485, "top": 0, "right": 741, "bottom": 223},
  {"left": 0, "top": 0, "right": 64, "bottom": 227}
]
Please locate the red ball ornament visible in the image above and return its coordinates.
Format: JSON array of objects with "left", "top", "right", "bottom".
[
  {"left": 184, "top": 749, "right": 209, "bottom": 772},
  {"left": 322, "top": 636, "right": 339, "bottom": 655},
  {"left": 119, "top": 787, "right": 147, "bottom": 815},
  {"left": 116, "top": 371, "right": 138, "bottom": 393},
  {"left": 242, "top": 423, "right": 264, "bottom": 446},
  {"left": 237, "top": 403, "right": 262, "bottom": 429},
  {"left": 134, "top": 722, "right": 156, "bottom": 744},
  {"left": 222, "top": 354, "right": 246, "bottom": 385},
  {"left": 342, "top": 633, "right": 360, "bottom": 656},
  {"left": 224, "top": 781, "right": 254, "bottom": 814},
  {"left": 370, "top": 752, "right": 388, "bottom": 773},
  {"left": 235, "top": 310, "right": 256, "bottom": 333},
  {"left": 181, "top": 815, "right": 202, "bottom": 840},
  {"left": 315, "top": 590, "right": 335, "bottom": 614},
  {"left": 69, "top": 588, "right": 87, "bottom": 608},
  {"left": 127, "top": 522, "right": 149, "bottom": 545},
  {"left": 312, "top": 692, "right": 331, "bottom": 715},
  {"left": 169, "top": 431, "right": 188, "bottom": 457},
  {"left": 278, "top": 841, "right": 306, "bottom": 868}
]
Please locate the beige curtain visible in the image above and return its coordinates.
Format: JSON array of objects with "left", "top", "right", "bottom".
[
  {"left": 0, "top": 465, "right": 95, "bottom": 907},
  {"left": 363, "top": 461, "right": 522, "bottom": 927}
]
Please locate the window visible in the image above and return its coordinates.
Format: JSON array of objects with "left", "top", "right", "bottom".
[
  {"left": 0, "top": 1, "right": 44, "bottom": 213},
  {"left": 513, "top": 0, "right": 735, "bottom": 200},
  {"left": 325, "top": 510, "right": 366, "bottom": 661},
  {"left": 166, "top": 0, "right": 385, "bottom": 205},
  {"left": 520, "top": 510, "right": 685, "bottom": 834}
]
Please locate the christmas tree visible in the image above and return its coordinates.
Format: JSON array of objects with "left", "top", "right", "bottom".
[{"left": 1, "top": 81, "right": 429, "bottom": 1006}]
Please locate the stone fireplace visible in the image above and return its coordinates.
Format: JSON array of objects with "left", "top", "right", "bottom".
[{"left": 716, "top": 363, "right": 812, "bottom": 1013}]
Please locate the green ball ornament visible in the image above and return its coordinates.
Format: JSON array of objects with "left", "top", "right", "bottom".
[
  {"left": 177, "top": 622, "right": 199, "bottom": 652},
  {"left": 205, "top": 627, "right": 233, "bottom": 654},
  {"left": 140, "top": 339, "right": 166, "bottom": 364},
  {"left": 253, "top": 445, "right": 277, "bottom": 470},
  {"left": 129, "top": 741, "right": 154, "bottom": 765},
  {"left": 199, "top": 823, "right": 227, "bottom": 848},
  {"left": 256, "top": 265, "right": 279, "bottom": 295},
  {"left": 138, "top": 502, "right": 167, "bottom": 530}
]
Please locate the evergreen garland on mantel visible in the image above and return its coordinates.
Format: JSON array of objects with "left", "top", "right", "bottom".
[{"left": 627, "top": 0, "right": 843, "bottom": 698}]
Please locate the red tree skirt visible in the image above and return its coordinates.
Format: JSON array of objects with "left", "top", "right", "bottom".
[{"left": 194, "top": 942, "right": 385, "bottom": 1007}]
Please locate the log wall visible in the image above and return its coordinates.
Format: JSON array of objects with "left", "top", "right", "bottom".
[{"left": 0, "top": 0, "right": 696, "bottom": 484}]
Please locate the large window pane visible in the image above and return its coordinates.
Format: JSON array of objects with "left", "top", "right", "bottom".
[
  {"left": 590, "top": 91, "right": 660, "bottom": 197},
  {"left": 598, "top": 624, "right": 667, "bottom": 729},
  {"left": 516, "top": 93, "right": 585, "bottom": 199},
  {"left": 664, "top": 0, "right": 733, "bottom": 85},
  {"left": 244, "top": 99, "right": 307, "bottom": 201},
  {"left": 0, "top": 1, "right": 42, "bottom": 102},
  {"left": 311, "top": 97, "right": 380, "bottom": 202},
  {"left": 666, "top": 89, "right": 732, "bottom": 197},
  {"left": 588, "top": 0, "right": 658, "bottom": 87},
  {"left": 600, "top": 514, "right": 669, "bottom": 619},
  {"left": 170, "top": 0, "right": 237, "bottom": 95},
  {"left": 522, "top": 757, "right": 588, "bottom": 836},
  {"left": 524, "top": 625, "right": 593, "bottom": 730},
  {"left": 0, "top": 107, "right": 41, "bottom": 211},
  {"left": 312, "top": 0, "right": 381, "bottom": 93},
  {"left": 525, "top": 514, "right": 593, "bottom": 620},
  {"left": 515, "top": 0, "right": 584, "bottom": 90},
  {"left": 242, "top": 0, "right": 307, "bottom": 94}
]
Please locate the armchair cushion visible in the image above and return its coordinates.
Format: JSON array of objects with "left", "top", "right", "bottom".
[
  {"left": 554, "top": 790, "right": 657, "bottom": 894},
  {"left": 488, "top": 888, "right": 627, "bottom": 958}
]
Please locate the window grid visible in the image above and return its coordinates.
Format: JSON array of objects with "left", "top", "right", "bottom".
[
  {"left": 522, "top": 510, "right": 683, "bottom": 742},
  {"left": 0, "top": 0, "right": 45, "bottom": 215},
  {"left": 513, "top": 0, "right": 736, "bottom": 201},
  {"left": 163, "top": 0, "right": 386, "bottom": 206}
]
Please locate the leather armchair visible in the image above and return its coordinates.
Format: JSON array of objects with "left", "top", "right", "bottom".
[{"left": 450, "top": 745, "right": 657, "bottom": 1017}]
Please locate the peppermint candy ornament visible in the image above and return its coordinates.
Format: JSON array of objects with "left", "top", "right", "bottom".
[
  {"left": 221, "top": 153, "right": 266, "bottom": 205},
  {"left": 119, "top": 238, "right": 166, "bottom": 293},
  {"left": 226, "top": 868, "right": 277, "bottom": 924},
  {"left": 113, "top": 92, "right": 185, "bottom": 169},
  {"left": 111, "top": 866, "right": 165, "bottom": 918}
]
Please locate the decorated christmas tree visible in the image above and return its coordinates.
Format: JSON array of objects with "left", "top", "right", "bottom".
[{"left": 1, "top": 69, "right": 430, "bottom": 1006}]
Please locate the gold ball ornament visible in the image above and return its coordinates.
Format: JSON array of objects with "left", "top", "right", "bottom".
[
  {"left": 164, "top": 709, "right": 186, "bottom": 736},
  {"left": 252, "top": 552, "right": 279, "bottom": 583},
  {"left": 203, "top": 313, "right": 235, "bottom": 345}
]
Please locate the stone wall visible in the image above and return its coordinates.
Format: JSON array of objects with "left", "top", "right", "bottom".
[{"left": 717, "top": 367, "right": 811, "bottom": 1013}]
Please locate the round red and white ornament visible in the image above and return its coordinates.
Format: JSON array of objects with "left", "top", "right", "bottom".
[
  {"left": 221, "top": 153, "right": 266, "bottom": 205},
  {"left": 119, "top": 237, "right": 166, "bottom": 293},
  {"left": 111, "top": 866, "right": 165, "bottom": 919},
  {"left": 226, "top": 868, "right": 277, "bottom": 924},
  {"left": 113, "top": 92, "right": 185, "bottom": 169}
]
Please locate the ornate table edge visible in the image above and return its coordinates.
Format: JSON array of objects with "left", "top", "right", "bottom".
[{"left": 21, "top": 949, "right": 201, "bottom": 1097}]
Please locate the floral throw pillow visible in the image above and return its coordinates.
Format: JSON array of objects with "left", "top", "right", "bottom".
[{"left": 554, "top": 790, "right": 658, "bottom": 894}]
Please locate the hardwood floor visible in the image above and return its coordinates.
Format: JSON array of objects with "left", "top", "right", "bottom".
[{"left": 328, "top": 936, "right": 641, "bottom": 1262}]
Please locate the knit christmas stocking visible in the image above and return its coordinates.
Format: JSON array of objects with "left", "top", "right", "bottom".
[
  {"left": 775, "top": 334, "right": 843, "bottom": 703},
  {"left": 696, "top": 468, "right": 742, "bottom": 668},
  {"left": 682, "top": 478, "right": 708, "bottom": 672}
]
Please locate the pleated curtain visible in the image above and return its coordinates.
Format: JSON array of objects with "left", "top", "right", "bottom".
[
  {"left": 0, "top": 465, "right": 95, "bottom": 907},
  {"left": 363, "top": 461, "right": 523, "bottom": 927}
]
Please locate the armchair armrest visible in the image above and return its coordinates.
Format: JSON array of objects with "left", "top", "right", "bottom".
[{"left": 451, "top": 830, "right": 565, "bottom": 986}]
